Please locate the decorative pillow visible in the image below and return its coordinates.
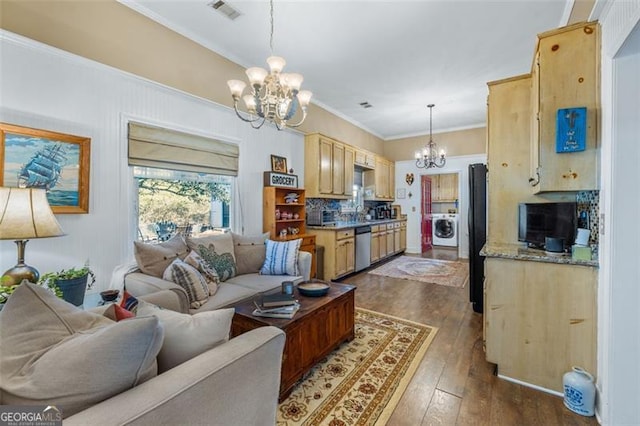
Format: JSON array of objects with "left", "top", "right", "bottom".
[
  {"left": 0, "top": 282, "right": 163, "bottom": 418},
  {"left": 137, "top": 302, "right": 235, "bottom": 373},
  {"left": 183, "top": 250, "right": 219, "bottom": 296},
  {"left": 162, "top": 259, "right": 209, "bottom": 309},
  {"left": 120, "top": 290, "right": 140, "bottom": 315},
  {"left": 103, "top": 303, "right": 136, "bottom": 321},
  {"left": 231, "top": 232, "right": 269, "bottom": 275},
  {"left": 260, "top": 238, "right": 302, "bottom": 276},
  {"left": 187, "top": 232, "right": 237, "bottom": 282},
  {"left": 133, "top": 234, "right": 189, "bottom": 278}
]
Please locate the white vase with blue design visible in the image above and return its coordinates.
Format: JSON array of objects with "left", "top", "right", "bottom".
[{"left": 563, "top": 366, "right": 596, "bottom": 416}]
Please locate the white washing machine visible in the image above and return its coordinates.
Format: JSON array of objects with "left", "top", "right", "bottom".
[{"left": 432, "top": 213, "right": 459, "bottom": 247}]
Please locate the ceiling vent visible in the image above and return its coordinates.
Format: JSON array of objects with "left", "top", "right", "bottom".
[
  {"left": 209, "top": 1, "right": 241, "bottom": 20},
  {"left": 359, "top": 101, "right": 373, "bottom": 109}
]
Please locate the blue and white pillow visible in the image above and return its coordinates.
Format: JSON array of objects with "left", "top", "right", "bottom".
[{"left": 260, "top": 238, "right": 302, "bottom": 276}]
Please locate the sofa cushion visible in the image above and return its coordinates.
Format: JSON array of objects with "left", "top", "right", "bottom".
[
  {"left": 231, "top": 232, "right": 269, "bottom": 275},
  {"left": 188, "top": 283, "right": 257, "bottom": 313},
  {"left": 260, "top": 238, "right": 302, "bottom": 276},
  {"left": 226, "top": 273, "right": 302, "bottom": 292},
  {"left": 183, "top": 250, "right": 219, "bottom": 296},
  {"left": 163, "top": 259, "right": 209, "bottom": 309},
  {"left": 137, "top": 302, "right": 234, "bottom": 373},
  {"left": 134, "top": 234, "right": 189, "bottom": 278},
  {"left": 0, "top": 282, "right": 163, "bottom": 417},
  {"left": 187, "top": 232, "right": 237, "bottom": 282}
]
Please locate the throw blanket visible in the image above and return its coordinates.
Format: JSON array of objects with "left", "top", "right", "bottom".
[{"left": 109, "top": 259, "right": 140, "bottom": 293}]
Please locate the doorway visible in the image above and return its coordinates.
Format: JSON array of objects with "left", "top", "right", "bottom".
[{"left": 420, "top": 175, "right": 433, "bottom": 253}]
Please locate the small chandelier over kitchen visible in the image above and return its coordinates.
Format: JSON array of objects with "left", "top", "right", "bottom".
[
  {"left": 226, "top": 0, "right": 312, "bottom": 130},
  {"left": 415, "top": 104, "right": 446, "bottom": 169}
]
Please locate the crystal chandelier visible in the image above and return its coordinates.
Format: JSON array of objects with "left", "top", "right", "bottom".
[
  {"left": 415, "top": 104, "right": 446, "bottom": 169},
  {"left": 226, "top": 0, "right": 312, "bottom": 130}
]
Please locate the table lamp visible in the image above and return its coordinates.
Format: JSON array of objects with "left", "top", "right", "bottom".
[{"left": 0, "top": 187, "right": 65, "bottom": 285}]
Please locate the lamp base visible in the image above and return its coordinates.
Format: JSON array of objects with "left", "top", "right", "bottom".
[
  {"left": 1, "top": 240, "right": 40, "bottom": 286},
  {"left": 1, "top": 264, "right": 39, "bottom": 286}
]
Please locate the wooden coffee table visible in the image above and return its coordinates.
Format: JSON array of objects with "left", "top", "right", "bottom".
[{"left": 231, "top": 281, "right": 356, "bottom": 401}]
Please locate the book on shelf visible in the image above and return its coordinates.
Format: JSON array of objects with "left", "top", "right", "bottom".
[
  {"left": 252, "top": 301, "right": 300, "bottom": 319},
  {"left": 259, "top": 293, "right": 298, "bottom": 308}
]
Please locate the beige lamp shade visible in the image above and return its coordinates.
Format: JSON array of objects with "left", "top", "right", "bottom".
[{"left": 0, "top": 187, "right": 65, "bottom": 240}]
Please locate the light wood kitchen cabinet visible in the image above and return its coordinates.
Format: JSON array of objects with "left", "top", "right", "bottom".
[
  {"left": 484, "top": 257, "right": 597, "bottom": 393},
  {"left": 393, "top": 222, "right": 401, "bottom": 253},
  {"left": 312, "top": 228, "right": 355, "bottom": 280},
  {"left": 305, "top": 133, "right": 349, "bottom": 199},
  {"left": 378, "top": 227, "right": 387, "bottom": 260},
  {"left": 385, "top": 224, "right": 394, "bottom": 256},
  {"left": 530, "top": 22, "right": 600, "bottom": 192},
  {"left": 370, "top": 225, "right": 380, "bottom": 263},
  {"left": 486, "top": 74, "right": 533, "bottom": 245},
  {"left": 363, "top": 156, "right": 395, "bottom": 201},
  {"left": 400, "top": 220, "right": 407, "bottom": 251},
  {"left": 430, "top": 173, "right": 459, "bottom": 202},
  {"left": 355, "top": 149, "right": 375, "bottom": 169},
  {"left": 343, "top": 145, "right": 354, "bottom": 196}
]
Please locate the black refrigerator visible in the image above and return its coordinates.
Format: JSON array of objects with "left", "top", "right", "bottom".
[{"left": 468, "top": 163, "right": 487, "bottom": 314}]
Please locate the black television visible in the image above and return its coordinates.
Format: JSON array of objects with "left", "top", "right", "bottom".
[{"left": 518, "top": 202, "right": 577, "bottom": 250}]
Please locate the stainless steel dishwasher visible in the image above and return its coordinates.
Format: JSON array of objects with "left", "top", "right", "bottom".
[{"left": 355, "top": 225, "right": 371, "bottom": 272}]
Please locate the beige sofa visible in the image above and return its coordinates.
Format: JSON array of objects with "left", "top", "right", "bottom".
[
  {"left": 124, "top": 232, "right": 312, "bottom": 313},
  {"left": 66, "top": 326, "right": 285, "bottom": 425},
  {"left": 125, "top": 252, "right": 311, "bottom": 313}
]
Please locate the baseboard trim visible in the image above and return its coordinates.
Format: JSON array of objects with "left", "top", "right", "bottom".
[{"left": 497, "top": 374, "right": 564, "bottom": 398}]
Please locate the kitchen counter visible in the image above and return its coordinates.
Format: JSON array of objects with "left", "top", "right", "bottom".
[
  {"left": 480, "top": 242, "right": 598, "bottom": 267},
  {"left": 307, "top": 217, "right": 406, "bottom": 231}
]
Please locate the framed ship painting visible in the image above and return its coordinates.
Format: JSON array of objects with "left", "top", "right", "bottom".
[{"left": 0, "top": 123, "right": 90, "bottom": 213}]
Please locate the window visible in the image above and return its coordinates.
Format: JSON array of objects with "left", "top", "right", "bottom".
[{"left": 134, "top": 166, "right": 233, "bottom": 242}]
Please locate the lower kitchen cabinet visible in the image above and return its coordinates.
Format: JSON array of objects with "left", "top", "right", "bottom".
[
  {"left": 312, "top": 228, "right": 355, "bottom": 280},
  {"left": 484, "top": 257, "right": 597, "bottom": 393}
]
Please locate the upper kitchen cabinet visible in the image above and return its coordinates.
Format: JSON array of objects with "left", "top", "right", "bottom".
[
  {"left": 354, "top": 149, "right": 375, "bottom": 169},
  {"left": 530, "top": 21, "right": 600, "bottom": 193},
  {"left": 363, "top": 156, "right": 395, "bottom": 201},
  {"left": 431, "top": 173, "right": 459, "bottom": 202},
  {"left": 305, "top": 133, "right": 353, "bottom": 199}
]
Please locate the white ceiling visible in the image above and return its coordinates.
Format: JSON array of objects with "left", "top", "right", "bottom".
[{"left": 121, "top": 0, "right": 571, "bottom": 140}]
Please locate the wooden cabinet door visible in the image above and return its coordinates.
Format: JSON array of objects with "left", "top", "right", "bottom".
[
  {"left": 345, "top": 239, "right": 355, "bottom": 274},
  {"left": 439, "top": 173, "right": 458, "bottom": 201},
  {"left": 319, "top": 137, "right": 333, "bottom": 195},
  {"left": 375, "top": 157, "right": 389, "bottom": 199},
  {"left": 371, "top": 232, "right": 380, "bottom": 262},
  {"left": 400, "top": 222, "right": 407, "bottom": 251},
  {"left": 335, "top": 241, "right": 347, "bottom": 277},
  {"left": 389, "top": 161, "right": 395, "bottom": 200},
  {"left": 430, "top": 175, "right": 441, "bottom": 202},
  {"left": 386, "top": 230, "right": 394, "bottom": 256},
  {"left": 332, "top": 143, "right": 345, "bottom": 196},
  {"left": 378, "top": 231, "right": 387, "bottom": 260},
  {"left": 394, "top": 228, "right": 400, "bottom": 253},
  {"left": 344, "top": 146, "right": 354, "bottom": 196},
  {"left": 535, "top": 22, "right": 599, "bottom": 192}
]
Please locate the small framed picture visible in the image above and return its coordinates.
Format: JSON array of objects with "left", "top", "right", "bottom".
[
  {"left": 271, "top": 155, "right": 288, "bottom": 173},
  {"left": 396, "top": 188, "right": 406, "bottom": 199}
]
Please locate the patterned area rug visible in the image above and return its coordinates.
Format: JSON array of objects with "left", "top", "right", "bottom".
[
  {"left": 368, "top": 256, "right": 469, "bottom": 288},
  {"left": 277, "top": 308, "right": 437, "bottom": 426}
]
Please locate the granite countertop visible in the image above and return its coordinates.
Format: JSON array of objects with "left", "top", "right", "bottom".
[
  {"left": 480, "top": 242, "right": 598, "bottom": 267},
  {"left": 308, "top": 217, "right": 406, "bottom": 231}
]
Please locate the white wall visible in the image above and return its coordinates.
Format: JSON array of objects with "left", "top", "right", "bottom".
[
  {"left": 595, "top": 0, "right": 640, "bottom": 423},
  {"left": 0, "top": 31, "right": 304, "bottom": 292},
  {"left": 394, "top": 154, "right": 486, "bottom": 257}
]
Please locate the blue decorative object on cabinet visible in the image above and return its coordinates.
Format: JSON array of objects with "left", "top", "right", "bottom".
[{"left": 556, "top": 107, "right": 587, "bottom": 153}]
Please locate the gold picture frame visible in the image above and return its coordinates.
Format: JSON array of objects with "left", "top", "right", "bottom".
[
  {"left": 0, "top": 122, "right": 91, "bottom": 214},
  {"left": 271, "top": 155, "right": 288, "bottom": 173}
]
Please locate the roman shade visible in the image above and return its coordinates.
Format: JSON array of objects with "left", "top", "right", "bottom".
[{"left": 128, "top": 122, "right": 239, "bottom": 176}]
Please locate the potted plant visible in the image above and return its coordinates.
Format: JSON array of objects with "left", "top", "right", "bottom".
[{"left": 39, "top": 266, "right": 95, "bottom": 306}]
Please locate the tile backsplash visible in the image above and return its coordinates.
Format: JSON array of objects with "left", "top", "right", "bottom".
[{"left": 577, "top": 190, "right": 599, "bottom": 246}]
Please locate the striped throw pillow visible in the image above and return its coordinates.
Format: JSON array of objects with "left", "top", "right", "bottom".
[
  {"left": 163, "top": 259, "right": 209, "bottom": 309},
  {"left": 260, "top": 238, "right": 302, "bottom": 276}
]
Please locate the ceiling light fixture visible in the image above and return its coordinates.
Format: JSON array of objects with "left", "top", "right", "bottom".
[
  {"left": 226, "top": 0, "right": 312, "bottom": 130},
  {"left": 415, "top": 104, "right": 446, "bottom": 169}
]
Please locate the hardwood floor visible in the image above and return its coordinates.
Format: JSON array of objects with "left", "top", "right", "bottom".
[{"left": 339, "top": 248, "right": 597, "bottom": 426}]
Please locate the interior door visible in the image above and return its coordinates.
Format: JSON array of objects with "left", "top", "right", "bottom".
[{"left": 421, "top": 175, "right": 433, "bottom": 252}]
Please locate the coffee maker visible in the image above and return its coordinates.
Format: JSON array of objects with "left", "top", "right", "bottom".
[{"left": 375, "top": 205, "right": 390, "bottom": 219}]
